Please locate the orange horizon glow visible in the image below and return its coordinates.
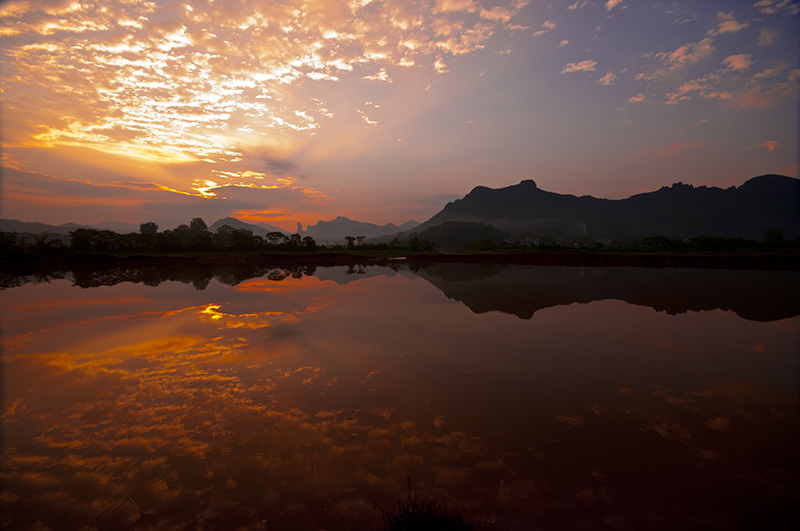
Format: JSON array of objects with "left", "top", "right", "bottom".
[{"left": 1, "top": 0, "right": 798, "bottom": 227}]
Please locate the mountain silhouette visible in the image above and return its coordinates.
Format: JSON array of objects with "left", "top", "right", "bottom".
[
  {"left": 209, "top": 217, "right": 287, "bottom": 237},
  {"left": 410, "top": 221, "right": 510, "bottom": 248},
  {"left": 411, "top": 175, "right": 800, "bottom": 241},
  {"left": 0, "top": 219, "right": 93, "bottom": 234},
  {"left": 301, "top": 216, "right": 418, "bottom": 243}
]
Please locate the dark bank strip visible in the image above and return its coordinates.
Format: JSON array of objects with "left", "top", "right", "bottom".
[
  {"left": 406, "top": 251, "right": 800, "bottom": 270},
  {"left": 2, "top": 250, "right": 799, "bottom": 273}
]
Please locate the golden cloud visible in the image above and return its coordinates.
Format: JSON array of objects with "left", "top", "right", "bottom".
[{"left": 1, "top": 0, "right": 527, "bottom": 167}]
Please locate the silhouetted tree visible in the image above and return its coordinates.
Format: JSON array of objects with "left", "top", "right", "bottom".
[
  {"left": 288, "top": 233, "right": 302, "bottom": 249},
  {"left": 190, "top": 217, "right": 208, "bottom": 233},
  {"left": 213, "top": 225, "right": 237, "bottom": 248},
  {"left": 302, "top": 235, "right": 317, "bottom": 251},
  {"left": 763, "top": 226, "right": 784, "bottom": 243},
  {"left": 156, "top": 230, "right": 183, "bottom": 251},
  {"left": 407, "top": 237, "right": 435, "bottom": 252},
  {"left": 265, "top": 231, "right": 289, "bottom": 248},
  {"left": 0, "top": 232, "right": 21, "bottom": 253},
  {"left": 230, "top": 228, "right": 255, "bottom": 250},
  {"left": 139, "top": 222, "right": 158, "bottom": 235},
  {"left": 172, "top": 224, "right": 192, "bottom": 245},
  {"left": 345, "top": 235, "right": 356, "bottom": 249},
  {"left": 188, "top": 232, "right": 213, "bottom": 251}
]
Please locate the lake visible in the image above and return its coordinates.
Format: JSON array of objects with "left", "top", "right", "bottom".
[{"left": 1, "top": 263, "right": 798, "bottom": 530}]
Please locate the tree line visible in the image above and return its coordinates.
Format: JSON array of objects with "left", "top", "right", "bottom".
[
  {"left": 75, "top": 218, "right": 317, "bottom": 253},
  {"left": 467, "top": 227, "right": 796, "bottom": 252},
  {"left": 0, "top": 217, "right": 437, "bottom": 256}
]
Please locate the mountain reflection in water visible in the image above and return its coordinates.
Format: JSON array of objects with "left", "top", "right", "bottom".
[{"left": 1, "top": 264, "right": 798, "bottom": 530}]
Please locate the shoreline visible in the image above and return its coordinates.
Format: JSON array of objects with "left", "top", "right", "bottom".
[
  {"left": 2, "top": 250, "right": 799, "bottom": 272},
  {"left": 405, "top": 251, "right": 800, "bottom": 270}
]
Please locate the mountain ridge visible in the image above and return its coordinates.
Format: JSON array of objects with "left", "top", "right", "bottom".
[
  {"left": 411, "top": 174, "right": 799, "bottom": 242},
  {"left": 2, "top": 174, "right": 797, "bottom": 244},
  {"left": 299, "top": 216, "right": 419, "bottom": 243}
]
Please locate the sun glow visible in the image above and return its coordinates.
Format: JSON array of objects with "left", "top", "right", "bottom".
[{"left": 0, "top": 0, "right": 528, "bottom": 199}]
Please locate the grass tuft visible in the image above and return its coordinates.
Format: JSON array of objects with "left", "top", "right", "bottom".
[{"left": 378, "top": 478, "right": 474, "bottom": 531}]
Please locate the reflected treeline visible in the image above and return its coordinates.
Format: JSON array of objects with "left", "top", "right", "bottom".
[
  {"left": 4, "top": 262, "right": 799, "bottom": 322},
  {"left": 0, "top": 262, "right": 409, "bottom": 290},
  {"left": 0, "top": 264, "right": 319, "bottom": 290},
  {"left": 412, "top": 263, "right": 800, "bottom": 322},
  {"left": 71, "top": 264, "right": 321, "bottom": 289}
]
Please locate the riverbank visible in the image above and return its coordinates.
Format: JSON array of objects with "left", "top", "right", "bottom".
[
  {"left": 405, "top": 251, "right": 800, "bottom": 270},
  {"left": 2, "top": 249, "right": 799, "bottom": 272}
]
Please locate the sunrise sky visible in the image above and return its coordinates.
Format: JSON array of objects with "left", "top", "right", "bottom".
[{"left": 1, "top": 0, "right": 798, "bottom": 231}]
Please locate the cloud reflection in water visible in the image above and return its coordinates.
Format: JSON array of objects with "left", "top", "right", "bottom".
[{"left": 1, "top": 266, "right": 798, "bottom": 530}]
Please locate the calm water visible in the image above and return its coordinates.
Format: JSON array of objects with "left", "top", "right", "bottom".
[{"left": 1, "top": 264, "right": 798, "bottom": 530}]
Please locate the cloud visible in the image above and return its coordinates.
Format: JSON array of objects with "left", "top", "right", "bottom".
[
  {"left": 0, "top": 0, "right": 529, "bottom": 195},
  {"left": 665, "top": 75, "right": 731, "bottom": 105},
  {"left": 559, "top": 40, "right": 569, "bottom": 47},
  {"left": 706, "top": 12, "right": 749, "bottom": 36},
  {"left": 433, "top": 0, "right": 478, "bottom": 14},
  {"left": 0, "top": 167, "right": 334, "bottom": 229},
  {"left": 533, "top": 20, "right": 556, "bottom": 37},
  {"left": 757, "top": 27, "right": 778, "bottom": 46},
  {"left": 362, "top": 68, "right": 393, "bottom": 83},
  {"left": 746, "top": 140, "right": 779, "bottom": 152},
  {"left": 605, "top": 0, "right": 625, "bottom": 11},
  {"left": 567, "top": 1, "right": 588, "bottom": 9},
  {"left": 628, "top": 93, "right": 645, "bottom": 103},
  {"left": 265, "top": 159, "right": 300, "bottom": 178},
  {"left": 597, "top": 71, "right": 617, "bottom": 86},
  {"left": 656, "top": 38, "right": 715, "bottom": 70},
  {"left": 734, "top": 69, "right": 800, "bottom": 109},
  {"left": 721, "top": 54, "right": 753, "bottom": 71},
  {"left": 561, "top": 60, "right": 597, "bottom": 74},
  {"left": 754, "top": 0, "right": 800, "bottom": 15}
]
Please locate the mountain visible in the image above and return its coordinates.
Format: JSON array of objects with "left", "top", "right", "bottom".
[
  {"left": 414, "top": 175, "right": 800, "bottom": 242},
  {"left": 412, "top": 221, "right": 510, "bottom": 249},
  {"left": 300, "top": 216, "right": 419, "bottom": 243},
  {"left": 0, "top": 219, "right": 92, "bottom": 234},
  {"left": 257, "top": 222, "right": 291, "bottom": 234},
  {"left": 209, "top": 217, "right": 288, "bottom": 237},
  {"left": 91, "top": 221, "right": 142, "bottom": 233}
]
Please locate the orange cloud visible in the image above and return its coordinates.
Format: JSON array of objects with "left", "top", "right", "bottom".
[
  {"left": 706, "top": 12, "right": 749, "bottom": 37},
  {"left": 561, "top": 60, "right": 597, "bottom": 74},
  {"left": 656, "top": 38, "right": 715, "bottom": 70},
  {"left": 734, "top": 71, "right": 800, "bottom": 109},
  {"left": 746, "top": 140, "right": 779, "bottom": 152},
  {"left": 722, "top": 54, "right": 753, "bottom": 71}
]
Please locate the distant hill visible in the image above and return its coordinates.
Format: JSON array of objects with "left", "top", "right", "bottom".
[
  {"left": 91, "top": 221, "right": 142, "bottom": 233},
  {"left": 413, "top": 175, "right": 800, "bottom": 241},
  {"left": 0, "top": 219, "right": 92, "bottom": 234},
  {"left": 301, "top": 216, "right": 419, "bottom": 243},
  {"left": 209, "top": 217, "right": 288, "bottom": 237}
]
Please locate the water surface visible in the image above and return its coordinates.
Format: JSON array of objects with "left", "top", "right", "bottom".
[{"left": 2, "top": 264, "right": 798, "bottom": 530}]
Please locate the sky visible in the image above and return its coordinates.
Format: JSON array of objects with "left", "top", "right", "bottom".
[{"left": 1, "top": 0, "right": 798, "bottom": 231}]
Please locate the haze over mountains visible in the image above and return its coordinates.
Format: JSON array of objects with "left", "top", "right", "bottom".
[{"left": 2, "top": 174, "right": 798, "bottom": 246}]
